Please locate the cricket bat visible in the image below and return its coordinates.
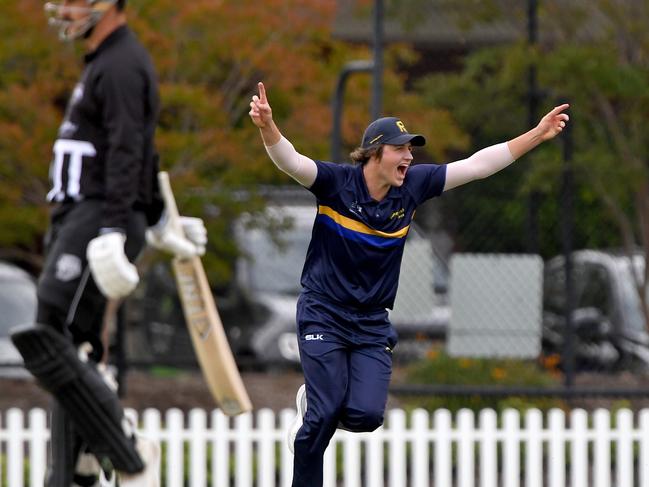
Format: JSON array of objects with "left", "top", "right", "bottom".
[{"left": 157, "top": 171, "right": 252, "bottom": 415}]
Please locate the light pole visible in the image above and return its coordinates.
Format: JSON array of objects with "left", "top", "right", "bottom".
[
  {"left": 527, "top": 0, "right": 541, "bottom": 254},
  {"left": 331, "top": 61, "right": 374, "bottom": 162},
  {"left": 330, "top": 0, "right": 384, "bottom": 161},
  {"left": 372, "top": 0, "right": 384, "bottom": 120}
]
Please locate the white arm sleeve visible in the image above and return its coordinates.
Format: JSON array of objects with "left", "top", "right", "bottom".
[
  {"left": 265, "top": 136, "right": 318, "bottom": 188},
  {"left": 443, "top": 142, "right": 515, "bottom": 191}
]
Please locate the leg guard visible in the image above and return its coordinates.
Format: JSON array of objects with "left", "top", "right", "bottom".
[
  {"left": 46, "top": 401, "right": 83, "bottom": 487},
  {"left": 11, "top": 325, "right": 144, "bottom": 473}
]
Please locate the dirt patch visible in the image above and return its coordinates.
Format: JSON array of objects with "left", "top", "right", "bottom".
[
  {"left": 3, "top": 368, "right": 648, "bottom": 414},
  {"left": 0, "top": 369, "right": 306, "bottom": 413}
]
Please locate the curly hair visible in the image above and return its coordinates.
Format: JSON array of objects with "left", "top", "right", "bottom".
[{"left": 349, "top": 145, "right": 384, "bottom": 166}]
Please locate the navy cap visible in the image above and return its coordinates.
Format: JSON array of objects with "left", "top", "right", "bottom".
[{"left": 360, "top": 117, "right": 426, "bottom": 149}]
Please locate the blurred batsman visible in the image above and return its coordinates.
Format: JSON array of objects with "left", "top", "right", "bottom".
[{"left": 10, "top": 1, "right": 207, "bottom": 486}]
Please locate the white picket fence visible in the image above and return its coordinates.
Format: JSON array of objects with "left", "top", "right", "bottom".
[{"left": 2, "top": 407, "right": 649, "bottom": 487}]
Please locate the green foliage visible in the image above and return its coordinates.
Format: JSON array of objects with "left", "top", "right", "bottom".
[
  {"left": 401, "top": 351, "right": 563, "bottom": 413},
  {"left": 416, "top": 19, "right": 649, "bottom": 255},
  {"left": 0, "top": 1, "right": 470, "bottom": 287}
]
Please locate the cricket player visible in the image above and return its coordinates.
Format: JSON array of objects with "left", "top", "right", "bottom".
[
  {"left": 249, "top": 81, "right": 569, "bottom": 487},
  {"left": 11, "top": 1, "right": 206, "bottom": 486}
]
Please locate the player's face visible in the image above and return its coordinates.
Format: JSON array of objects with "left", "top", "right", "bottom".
[
  {"left": 378, "top": 143, "right": 414, "bottom": 187},
  {"left": 45, "top": 0, "right": 93, "bottom": 41}
]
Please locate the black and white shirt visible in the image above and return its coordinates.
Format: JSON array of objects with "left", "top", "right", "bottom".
[{"left": 47, "top": 25, "right": 162, "bottom": 229}]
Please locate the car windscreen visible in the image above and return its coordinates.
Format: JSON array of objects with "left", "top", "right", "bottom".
[
  {"left": 242, "top": 228, "right": 310, "bottom": 294},
  {"left": 0, "top": 279, "right": 37, "bottom": 335}
]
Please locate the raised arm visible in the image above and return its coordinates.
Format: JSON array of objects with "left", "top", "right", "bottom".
[
  {"left": 249, "top": 82, "right": 317, "bottom": 188},
  {"left": 444, "top": 104, "right": 570, "bottom": 191}
]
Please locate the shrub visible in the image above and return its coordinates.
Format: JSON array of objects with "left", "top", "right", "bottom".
[{"left": 400, "top": 350, "right": 565, "bottom": 414}]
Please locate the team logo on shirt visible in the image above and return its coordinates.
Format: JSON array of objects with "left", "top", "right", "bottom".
[
  {"left": 55, "top": 253, "right": 82, "bottom": 282},
  {"left": 390, "top": 208, "right": 405, "bottom": 220},
  {"left": 349, "top": 201, "right": 363, "bottom": 218}
]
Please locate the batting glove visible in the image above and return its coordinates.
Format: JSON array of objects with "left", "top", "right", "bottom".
[
  {"left": 86, "top": 232, "right": 139, "bottom": 299},
  {"left": 146, "top": 214, "right": 207, "bottom": 258}
]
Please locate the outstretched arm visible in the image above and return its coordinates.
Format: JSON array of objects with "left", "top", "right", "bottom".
[
  {"left": 444, "top": 104, "right": 570, "bottom": 191},
  {"left": 249, "top": 82, "right": 317, "bottom": 188}
]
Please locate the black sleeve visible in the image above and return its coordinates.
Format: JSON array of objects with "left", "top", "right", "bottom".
[{"left": 95, "top": 61, "right": 147, "bottom": 230}]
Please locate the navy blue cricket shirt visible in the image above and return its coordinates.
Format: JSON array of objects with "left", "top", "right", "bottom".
[{"left": 301, "top": 160, "right": 447, "bottom": 310}]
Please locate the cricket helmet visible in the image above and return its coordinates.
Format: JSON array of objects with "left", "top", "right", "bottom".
[{"left": 44, "top": 0, "right": 122, "bottom": 41}]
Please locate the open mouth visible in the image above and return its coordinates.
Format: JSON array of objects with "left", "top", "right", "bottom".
[{"left": 397, "top": 163, "right": 409, "bottom": 178}]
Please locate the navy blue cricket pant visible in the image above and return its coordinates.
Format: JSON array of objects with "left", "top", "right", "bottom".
[{"left": 292, "top": 291, "right": 398, "bottom": 487}]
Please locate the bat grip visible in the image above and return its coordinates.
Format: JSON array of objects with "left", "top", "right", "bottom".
[{"left": 158, "top": 171, "right": 184, "bottom": 237}]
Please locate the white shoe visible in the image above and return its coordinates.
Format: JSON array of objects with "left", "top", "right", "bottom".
[
  {"left": 73, "top": 450, "right": 105, "bottom": 487},
  {"left": 117, "top": 435, "right": 160, "bottom": 487},
  {"left": 287, "top": 384, "right": 307, "bottom": 454}
]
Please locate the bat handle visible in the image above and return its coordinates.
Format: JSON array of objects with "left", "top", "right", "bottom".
[{"left": 158, "top": 171, "right": 184, "bottom": 237}]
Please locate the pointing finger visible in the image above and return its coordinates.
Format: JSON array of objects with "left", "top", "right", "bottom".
[
  {"left": 258, "top": 82, "right": 267, "bottom": 104},
  {"left": 550, "top": 103, "right": 570, "bottom": 116}
]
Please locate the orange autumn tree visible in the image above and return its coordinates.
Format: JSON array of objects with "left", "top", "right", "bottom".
[{"left": 0, "top": 0, "right": 463, "bottom": 284}]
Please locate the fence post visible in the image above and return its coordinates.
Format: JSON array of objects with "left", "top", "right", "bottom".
[
  {"left": 323, "top": 433, "right": 337, "bottom": 487},
  {"left": 458, "top": 409, "right": 475, "bottom": 487},
  {"left": 142, "top": 409, "right": 162, "bottom": 484},
  {"left": 212, "top": 409, "right": 230, "bottom": 487},
  {"left": 29, "top": 409, "right": 48, "bottom": 487},
  {"left": 640, "top": 409, "right": 649, "bottom": 487},
  {"left": 8, "top": 409, "right": 24, "bottom": 487},
  {"left": 411, "top": 409, "right": 430, "bottom": 487},
  {"left": 548, "top": 409, "right": 566, "bottom": 487},
  {"left": 235, "top": 412, "right": 253, "bottom": 487},
  {"left": 593, "top": 409, "right": 611, "bottom": 487},
  {"left": 503, "top": 409, "right": 520, "bottom": 487},
  {"left": 279, "top": 409, "right": 294, "bottom": 487},
  {"left": 257, "top": 409, "right": 276, "bottom": 487},
  {"left": 525, "top": 409, "right": 543, "bottom": 487},
  {"left": 189, "top": 409, "right": 207, "bottom": 487},
  {"left": 479, "top": 409, "right": 498, "bottom": 487},
  {"left": 434, "top": 409, "right": 452, "bottom": 487},
  {"left": 366, "top": 425, "right": 384, "bottom": 487},
  {"left": 166, "top": 408, "right": 185, "bottom": 487},
  {"left": 342, "top": 430, "right": 361, "bottom": 487},
  {"left": 570, "top": 409, "right": 588, "bottom": 487},
  {"left": 616, "top": 409, "right": 633, "bottom": 487},
  {"left": 388, "top": 409, "right": 407, "bottom": 487}
]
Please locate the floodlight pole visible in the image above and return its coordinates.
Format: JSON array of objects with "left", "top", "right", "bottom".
[
  {"left": 331, "top": 61, "right": 374, "bottom": 162},
  {"left": 560, "top": 102, "right": 576, "bottom": 388},
  {"left": 527, "top": 0, "right": 541, "bottom": 254},
  {"left": 372, "top": 0, "right": 384, "bottom": 120},
  {"left": 330, "top": 0, "right": 384, "bottom": 161}
]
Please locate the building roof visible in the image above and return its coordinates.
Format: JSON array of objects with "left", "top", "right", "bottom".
[{"left": 333, "top": 0, "right": 610, "bottom": 50}]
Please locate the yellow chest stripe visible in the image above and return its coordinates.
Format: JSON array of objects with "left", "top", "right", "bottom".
[{"left": 318, "top": 205, "right": 410, "bottom": 238}]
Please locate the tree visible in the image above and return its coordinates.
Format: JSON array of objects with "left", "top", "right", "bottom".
[
  {"left": 0, "top": 1, "right": 464, "bottom": 286},
  {"left": 400, "top": 0, "right": 649, "bottom": 331}
]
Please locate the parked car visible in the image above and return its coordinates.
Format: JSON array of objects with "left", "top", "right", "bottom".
[
  {"left": 0, "top": 261, "right": 37, "bottom": 377},
  {"left": 543, "top": 250, "right": 649, "bottom": 372}
]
